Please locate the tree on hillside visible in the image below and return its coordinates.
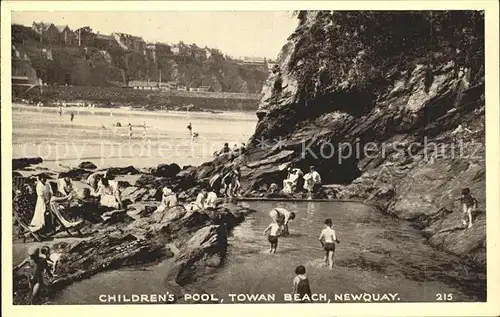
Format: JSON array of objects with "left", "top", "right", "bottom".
[
  {"left": 75, "top": 26, "right": 96, "bottom": 46},
  {"left": 12, "top": 24, "right": 40, "bottom": 44}
]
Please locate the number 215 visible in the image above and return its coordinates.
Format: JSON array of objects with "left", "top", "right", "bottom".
[{"left": 436, "top": 293, "right": 453, "bottom": 301}]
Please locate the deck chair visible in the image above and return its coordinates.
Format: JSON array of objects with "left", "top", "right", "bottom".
[
  {"left": 48, "top": 202, "right": 84, "bottom": 238},
  {"left": 12, "top": 177, "right": 44, "bottom": 242}
]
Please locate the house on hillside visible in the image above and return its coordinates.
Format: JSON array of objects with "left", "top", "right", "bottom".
[
  {"left": 75, "top": 26, "right": 96, "bottom": 47},
  {"left": 32, "top": 21, "right": 60, "bottom": 44},
  {"left": 55, "top": 25, "right": 77, "bottom": 45},
  {"left": 113, "top": 32, "right": 146, "bottom": 53},
  {"left": 94, "top": 33, "right": 116, "bottom": 49}
]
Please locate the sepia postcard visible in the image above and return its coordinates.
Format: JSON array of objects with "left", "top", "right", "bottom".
[{"left": 1, "top": 1, "right": 499, "bottom": 316}]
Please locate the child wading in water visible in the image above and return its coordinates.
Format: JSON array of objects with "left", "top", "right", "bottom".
[
  {"left": 457, "top": 188, "right": 478, "bottom": 229},
  {"left": 319, "top": 218, "right": 340, "bottom": 269},
  {"left": 263, "top": 219, "right": 281, "bottom": 254},
  {"left": 293, "top": 265, "right": 312, "bottom": 302}
]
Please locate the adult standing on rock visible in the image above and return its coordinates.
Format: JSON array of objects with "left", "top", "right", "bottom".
[
  {"left": 303, "top": 166, "right": 322, "bottom": 199},
  {"left": 30, "top": 175, "right": 52, "bottom": 233},
  {"left": 269, "top": 203, "right": 296, "bottom": 237}
]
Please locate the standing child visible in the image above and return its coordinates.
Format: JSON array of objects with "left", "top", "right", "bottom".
[
  {"left": 292, "top": 265, "right": 312, "bottom": 302},
  {"left": 318, "top": 218, "right": 340, "bottom": 269},
  {"left": 457, "top": 188, "right": 478, "bottom": 229},
  {"left": 263, "top": 220, "right": 281, "bottom": 254}
]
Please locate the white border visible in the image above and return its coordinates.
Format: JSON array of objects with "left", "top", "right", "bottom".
[{"left": 2, "top": 1, "right": 499, "bottom": 317}]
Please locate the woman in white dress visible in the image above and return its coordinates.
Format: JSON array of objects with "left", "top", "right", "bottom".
[
  {"left": 155, "top": 187, "right": 178, "bottom": 213},
  {"left": 30, "top": 175, "right": 52, "bottom": 232},
  {"left": 96, "top": 178, "right": 120, "bottom": 209}
]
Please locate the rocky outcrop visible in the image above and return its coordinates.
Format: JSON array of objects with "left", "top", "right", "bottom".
[
  {"left": 78, "top": 161, "right": 97, "bottom": 170},
  {"left": 207, "top": 11, "right": 485, "bottom": 266},
  {"left": 12, "top": 157, "right": 43, "bottom": 170},
  {"left": 151, "top": 163, "right": 181, "bottom": 178}
]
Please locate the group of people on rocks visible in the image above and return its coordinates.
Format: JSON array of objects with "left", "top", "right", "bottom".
[
  {"left": 282, "top": 165, "right": 322, "bottom": 199},
  {"left": 215, "top": 142, "right": 246, "bottom": 160},
  {"left": 28, "top": 175, "right": 83, "bottom": 236}
]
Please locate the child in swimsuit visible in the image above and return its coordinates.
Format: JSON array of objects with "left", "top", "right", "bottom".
[
  {"left": 319, "top": 218, "right": 340, "bottom": 269},
  {"left": 263, "top": 220, "right": 281, "bottom": 254},
  {"left": 457, "top": 188, "right": 478, "bottom": 229},
  {"left": 293, "top": 265, "right": 312, "bottom": 302}
]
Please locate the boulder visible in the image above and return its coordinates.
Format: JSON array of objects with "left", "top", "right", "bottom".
[
  {"left": 78, "top": 161, "right": 97, "bottom": 170},
  {"left": 12, "top": 157, "right": 43, "bottom": 170},
  {"left": 152, "top": 163, "right": 181, "bottom": 178},
  {"left": 167, "top": 225, "right": 227, "bottom": 285},
  {"left": 104, "top": 166, "right": 140, "bottom": 177}
]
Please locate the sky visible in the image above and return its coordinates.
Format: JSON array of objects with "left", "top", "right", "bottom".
[{"left": 12, "top": 11, "right": 299, "bottom": 59}]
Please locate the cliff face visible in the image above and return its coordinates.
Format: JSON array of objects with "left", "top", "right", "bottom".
[{"left": 239, "top": 11, "right": 485, "bottom": 265}]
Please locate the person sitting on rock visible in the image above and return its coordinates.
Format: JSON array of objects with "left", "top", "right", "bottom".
[
  {"left": 269, "top": 203, "right": 296, "bottom": 237},
  {"left": 283, "top": 167, "right": 303, "bottom": 195},
  {"left": 156, "top": 187, "right": 178, "bottom": 213},
  {"left": 86, "top": 172, "right": 105, "bottom": 195},
  {"left": 94, "top": 178, "right": 121, "bottom": 209},
  {"left": 218, "top": 143, "right": 231, "bottom": 157},
  {"left": 57, "top": 177, "right": 74, "bottom": 197},
  {"left": 189, "top": 189, "right": 207, "bottom": 211},
  {"left": 456, "top": 188, "right": 478, "bottom": 229},
  {"left": 303, "top": 166, "right": 322, "bottom": 200}
]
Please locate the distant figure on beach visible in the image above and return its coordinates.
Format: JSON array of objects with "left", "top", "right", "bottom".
[
  {"left": 187, "top": 122, "right": 192, "bottom": 136},
  {"left": 456, "top": 188, "right": 478, "bottom": 229},
  {"left": 263, "top": 218, "right": 281, "bottom": 254},
  {"left": 70, "top": 112, "right": 74, "bottom": 122},
  {"left": 142, "top": 122, "right": 147, "bottom": 140},
  {"left": 293, "top": 265, "right": 312, "bottom": 301},
  {"left": 269, "top": 203, "right": 296, "bottom": 237},
  {"left": 58, "top": 107, "right": 62, "bottom": 116},
  {"left": 128, "top": 123, "right": 133, "bottom": 139},
  {"left": 318, "top": 218, "right": 340, "bottom": 270},
  {"left": 110, "top": 110, "right": 113, "bottom": 117}
]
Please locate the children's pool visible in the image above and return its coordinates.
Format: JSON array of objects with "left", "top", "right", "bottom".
[{"left": 50, "top": 201, "right": 485, "bottom": 304}]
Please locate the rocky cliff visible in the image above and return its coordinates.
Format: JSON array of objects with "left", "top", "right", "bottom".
[{"left": 232, "top": 11, "right": 485, "bottom": 266}]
